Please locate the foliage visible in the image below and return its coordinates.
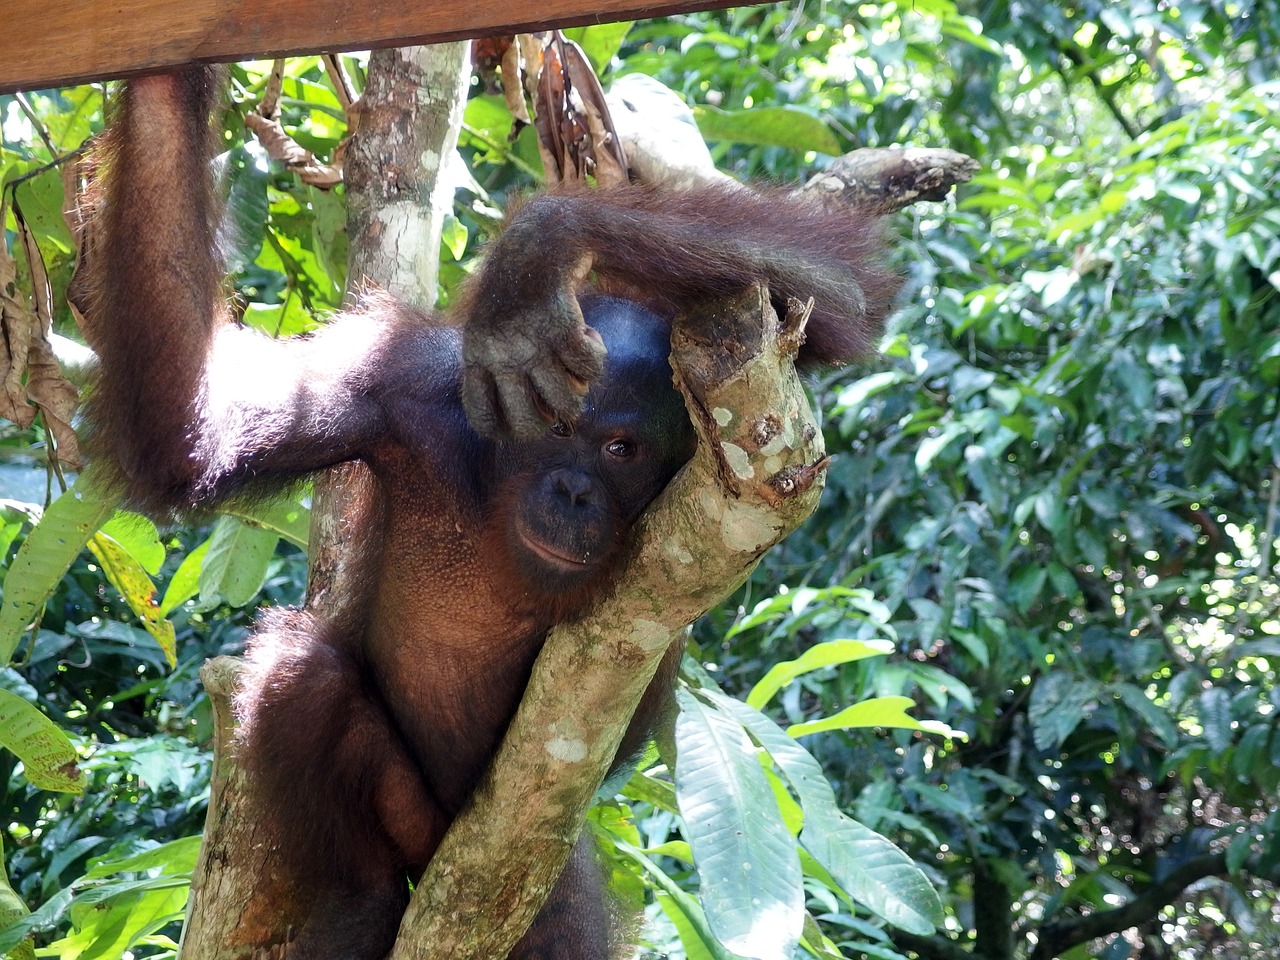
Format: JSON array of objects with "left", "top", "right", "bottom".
[{"left": 1, "top": 2, "right": 1279, "bottom": 959}]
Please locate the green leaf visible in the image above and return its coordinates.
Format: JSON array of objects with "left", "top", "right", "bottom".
[
  {"left": 674, "top": 689, "right": 804, "bottom": 960},
  {"left": 1028, "top": 674, "right": 1099, "bottom": 751},
  {"left": 613, "top": 838, "right": 739, "bottom": 960},
  {"left": 441, "top": 213, "right": 469, "bottom": 262},
  {"left": 1199, "top": 687, "right": 1233, "bottom": 753},
  {"left": 1113, "top": 684, "right": 1179, "bottom": 748},
  {"left": 97, "top": 513, "right": 165, "bottom": 575},
  {"left": 13, "top": 169, "right": 74, "bottom": 252},
  {"left": 693, "top": 105, "right": 841, "bottom": 155},
  {"left": 0, "top": 888, "right": 72, "bottom": 956},
  {"left": 915, "top": 422, "right": 967, "bottom": 473},
  {"left": 1008, "top": 565, "right": 1047, "bottom": 615},
  {"left": 710, "top": 692, "right": 943, "bottom": 934},
  {"left": 197, "top": 516, "right": 279, "bottom": 609},
  {"left": 85, "top": 836, "right": 201, "bottom": 879},
  {"left": 0, "top": 689, "right": 82, "bottom": 793},
  {"left": 835, "top": 370, "right": 908, "bottom": 412},
  {"left": 225, "top": 144, "right": 269, "bottom": 272},
  {"left": 655, "top": 893, "right": 722, "bottom": 960},
  {"left": 787, "top": 696, "right": 926, "bottom": 738},
  {"left": 227, "top": 498, "right": 310, "bottom": 551},
  {"left": 1225, "top": 830, "right": 1255, "bottom": 875},
  {"left": 0, "top": 473, "right": 117, "bottom": 664},
  {"left": 619, "top": 768, "right": 678, "bottom": 812},
  {"left": 563, "top": 21, "right": 634, "bottom": 71},
  {"left": 158, "top": 538, "right": 211, "bottom": 618},
  {"left": 746, "top": 639, "right": 894, "bottom": 709},
  {"left": 42, "top": 881, "right": 188, "bottom": 960},
  {"left": 0, "top": 836, "right": 34, "bottom": 960},
  {"left": 86, "top": 532, "right": 176, "bottom": 667}
]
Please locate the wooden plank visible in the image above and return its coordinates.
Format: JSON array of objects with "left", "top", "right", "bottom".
[{"left": 0, "top": 0, "right": 738, "bottom": 94}]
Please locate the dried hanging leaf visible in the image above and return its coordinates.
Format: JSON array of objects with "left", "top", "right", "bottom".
[
  {"left": 533, "top": 32, "right": 628, "bottom": 186},
  {"left": 13, "top": 199, "right": 81, "bottom": 466},
  {"left": 517, "top": 34, "right": 546, "bottom": 108},
  {"left": 243, "top": 112, "right": 345, "bottom": 189},
  {"left": 499, "top": 40, "right": 531, "bottom": 127},
  {"left": 0, "top": 194, "right": 82, "bottom": 466},
  {"left": 25, "top": 333, "right": 81, "bottom": 466},
  {"left": 243, "top": 60, "right": 345, "bottom": 190},
  {"left": 0, "top": 220, "right": 36, "bottom": 428}
]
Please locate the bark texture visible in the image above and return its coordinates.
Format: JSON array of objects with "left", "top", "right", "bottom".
[{"left": 179, "top": 43, "right": 470, "bottom": 959}]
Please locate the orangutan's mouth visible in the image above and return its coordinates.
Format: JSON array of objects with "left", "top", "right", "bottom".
[{"left": 518, "top": 529, "right": 591, "bottom": 568}]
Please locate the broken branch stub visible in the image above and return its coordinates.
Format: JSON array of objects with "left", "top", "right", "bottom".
[{"left": 804, "top": 146, "right": 981, "bottom": 214}]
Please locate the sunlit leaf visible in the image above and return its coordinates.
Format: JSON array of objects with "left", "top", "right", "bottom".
[
  {"left": 693, "top": 105, "right": 840, "bottom": 155},
  {"left": 0, "top": 473, "right": 116, "bottom": 664},
  {"left": 0, "top": 689, "right": 82, "bottom": 794},
  {"left": 710, "top": 692, "right": 944, "bottom": 934},
  {"left": 746, "top": 639, "right": 893, "bottom": 709},
  {"left": 196, "top": 516, "right": 279, "bottom": 609},
  {"left": 674, "top": 689, "right": 803, "bottom": 960}
]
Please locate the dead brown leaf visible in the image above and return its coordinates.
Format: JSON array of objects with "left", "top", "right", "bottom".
[
  {"left": 532, "top": 32, "right": 628, "bottom": 186},
  {"left": 0, "top": 194, "right": 82, "bottom": 466},
  {"left": 243, "top": 112, "right": 344, "bottom": 190},
  {"left": 0, "top": 222, "right": 36, "bottom": 428}
]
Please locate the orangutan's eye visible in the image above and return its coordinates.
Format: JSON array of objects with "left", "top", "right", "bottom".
[{"left": 605, "top": 438, "right": 635, "bottom": 459}]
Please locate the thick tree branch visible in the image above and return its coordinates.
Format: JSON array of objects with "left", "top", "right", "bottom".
[
  {"left": 1030, "top": 851, "right": 1255, "bottom": 960},
  {"left": 803, "top": 148, "right": 979, "bottom": 213},
  {"left": 891, "top": 929, "right": 976, "bottom": 960}
]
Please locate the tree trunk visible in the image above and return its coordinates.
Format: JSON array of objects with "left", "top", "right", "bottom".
[{"left": 178, "top": 43, "right": 470, "bottom": 959}]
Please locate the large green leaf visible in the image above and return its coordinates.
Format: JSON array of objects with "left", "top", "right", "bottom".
[
  {"left": 0, "top": 834, "right": 34, "bottom": 960},
  {"left": 227, "top": 498, "right": 310, "bottom": 551},
  {"left": 693, "top": 105, "right": 841, "bottom": 155},
  {"left": 710, "top": 692, "right": 944, "bottom": 935},
  {"left": 747, "top": 639, "right": 894, "bottom": 709},
  {"left": 196, "top": 516, "right": 279, "bottom": 609},
  {"left": 786, "top": 695, "right": 927, "bottom": 738},
  {"left": 87, "top": 530, "right": 175, "bottom": 667},
  {"left": 1028, "top": 674, "right": 1100, "bottom": 751},
  {"left": 158, "top": 537, "right": 211, "bottom": 618},
  {"left": 0, "top": 473, "right": 116, "bottom": 664},
  {"left": 0, "top": 689, "right": 82, "bottom": 794},
  {"left": 674, "top": 688, "right": 804, "bottom": 960},
  {"left": 42, "top": 880, "right": 188, "bottom": 959},
  {"left": 613, "top": 838, "right": 739, "bottom": 960},
  {"left": 564, "top": 21, "right": 634, "bottom": 71},
  {"left": 97, "top": 513, "right": 165, "bottom": 575}
]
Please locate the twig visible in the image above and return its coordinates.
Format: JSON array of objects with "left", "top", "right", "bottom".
[
  {"left": 1, "top": 144, "right": 88, "bottom": 196},
  {"left": 323, "top": 54, "right": 357, "bottom": 111},
  {"left": 14, "top": 92, "right": 57, "bottom": 155}
]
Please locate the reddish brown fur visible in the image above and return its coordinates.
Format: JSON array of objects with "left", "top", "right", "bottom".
[
  {"left": 460, "top": 180, "right": 898, "bottom": 365},
  {"left": 82, "top": 67, "right": 895, "bottom": 960}
]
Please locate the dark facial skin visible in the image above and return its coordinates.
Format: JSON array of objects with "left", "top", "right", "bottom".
[{"left": 494, "top": 297, "right": 696, "bottom": 609}]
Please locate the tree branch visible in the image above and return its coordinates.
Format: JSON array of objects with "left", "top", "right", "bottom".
[
  {"left": 1030, "top": 852, "right": 1235, "bottom": 960},
  {"left": 803, "top": 148, "right": 979, "bottom": 213},
  {"left": 891, "top": 929, "right": 976, "bottom": 960}
]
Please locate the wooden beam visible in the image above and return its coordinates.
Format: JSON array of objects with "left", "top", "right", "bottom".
[{"left": 0, "top": 0, "right": 740, "bottom": 94}]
